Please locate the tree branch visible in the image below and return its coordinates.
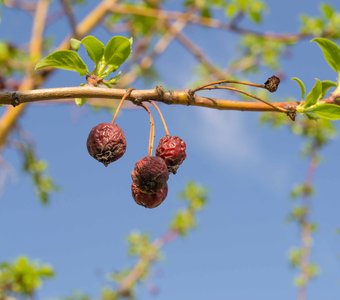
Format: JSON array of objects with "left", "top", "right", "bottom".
[
  {"left": 0, "top": 0, "right": 50, "bottom": 149},
  {"left": 0, "top": 0, "right": 117, "bottom": 149},
  {"left": 116, "top": 230, "right": 178, "bottom": 296},
  {"left": 0, "top": 86, "right": 298, "bottom": 113},
  {"left": 108, "top": 4, "right": 311, "bottom": 42}
]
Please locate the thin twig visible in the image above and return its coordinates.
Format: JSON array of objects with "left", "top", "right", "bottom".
[
  {"left": 0, "top": 0, "right": 50, "bottom": 149},
  {"left": 173, "top": 29, "right": 226, "bottom": 80},
  {"left": 198, "top": 85, "right": 288, "bottom": 112},
  {"left": 297, "top": 149, "right": 318, "bottom": 300},
  {"left": 117, "top": 230, "right": 178, "bottom": 295},
  {"left": 4, "top": 0, "right": 36, "bottom": 11},
  {"left": 111, "top": 88, "right": 135, "bottom": 124},
  {"left": 29, "top": 0, "right": 49, "bottom": 61},
  {"left": 192, "top": 79, "right": 265, "bottom": 93},
  {"left": 118, "top": 17, "right": 189, "bottom": 87},
  {"left": 140, "top": 103, "right": 155, "bottom": 157},
  {"left": 0, "top": 0, "right": 117, "bottom": 149},
  {"left": 59, "top": 0, "right": 78, "bottom": 37},
  {"left": 108, "top": 4, "right": 312, "bottom": 42},
  {"left": 151, "top": 101, "right": 169, "bottom": 136}
]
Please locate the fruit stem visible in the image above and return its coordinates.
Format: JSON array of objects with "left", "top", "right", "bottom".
[
  {"left": 111, "top": 88, "right": 134, "bottom": 124},
  {"left": 150, "top": 101, "right": 170, "bottom": 136},
  {"left": 141, "top": 103, "right": 155, "bottom": 156},
  {"left": 192, "top": 79, "right": 265, "bottom": 94},
  {"left": 199, "top": 85, "right": 288, "bottom": 113}
]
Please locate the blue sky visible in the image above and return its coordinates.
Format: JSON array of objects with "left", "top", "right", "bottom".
[{"left": 1, "top": 1, "right": 340, "bottom": 300}]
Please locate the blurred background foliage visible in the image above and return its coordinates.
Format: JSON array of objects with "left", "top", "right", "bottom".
[{"left": 0, "top": 0, "right": 340, "bottom": 299}]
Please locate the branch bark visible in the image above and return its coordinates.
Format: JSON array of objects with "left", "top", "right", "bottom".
[
  {"left": 0, "top": 86, "right": 298, "bottom": 113},
  {"left": 0, "top": 0, "right": 117, "bottom": 149}
]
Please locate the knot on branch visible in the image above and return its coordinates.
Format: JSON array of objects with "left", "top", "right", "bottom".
[
  {"left": 11, "top": 92, "right": 21, "bottom": 107},
  {"left": 132, "top": 97, "right": 144, "bottom": 106},
  {"left": 155, "top": 85, "right": 165, "bottom": 99},
  {"left": 186, "top": 89, "right": 195, "bottom": 105},
  {"left": 285, "top": 104, "right": 297, "bottom": 121}
]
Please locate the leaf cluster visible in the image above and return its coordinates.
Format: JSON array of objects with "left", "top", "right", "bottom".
[
  {"left": 0, "top": 257, "right": 54, "bottom": 297},
  {"left": 294, "top": 38, "right": 340, "bottom": 120},
  {"left": 35, "top": 36, "right": 132, "bottom": 86},
  {"left": 300, "top": 3, "right": 340, "bottom": 38},
  {"left": 21, "top": 144, "right": 59, "bottom": 205}
]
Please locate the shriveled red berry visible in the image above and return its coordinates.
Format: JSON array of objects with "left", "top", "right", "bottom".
[
  {"left": 131, "top": 156, "right": 169, "bottom": 193},
  {"left": 132, "top": 183, "right": 168, "bottom": 208},
  {"left": 156, "top": 136, "right": 186, "bottom": 174},
  {"left": 87, "top": 123, "right": 126, "bottom": 167}
]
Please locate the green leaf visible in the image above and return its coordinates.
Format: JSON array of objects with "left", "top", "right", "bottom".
[
  {"left": 35, "top": 50, "right": 89, "bottom": 76},
  {"left": 305, "top": 103, "right": 340, "bottom": 120},
  {"left": 292, "top": 77, "right": 306, "bottom": 99},
  {"left": 75, "top": 97, "right": 87, "bottom": 106},
  {"left": 70, "top": 38, "right": 81, "bottom": 51},
  {"left": 305, "top": 79, "right": 322, "bottom": 108},
  {"left": 81, "top": 35, "right": 104, "bottom": 64},
  {"left": 320, "top": 3, "right": 334, "bottom": 19},
  {"left": 249, "top": 10, "right": 261, "bottom": 23},
  {"left": 294, "top": 275, "right": 306, "bottom": 287},
  {"left": 171, "top": 210, "right": 196, "bottom": 236},
  {"left": 313, "top": 38, "right": 340, "bottom": 74},
  {"left": 321, "top": 80, "right": 337, "bottom": 97},
  {"left": 104, "top": 36, "right": 132, "bottom": 73}
]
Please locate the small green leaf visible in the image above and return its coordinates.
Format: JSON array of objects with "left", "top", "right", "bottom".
[
  {"left": 294, "top": 275, "right": 306, "bottom": 287},
  {"left": 313, "top": 38, "right": 340, "bottom": 74},
  {"left": 81, "top": 35, "right": 104, "bottom": 64},
  {"left": 320, "top": 3, "right": 334, "bottom": 19},
  {"left": 305, "top": 79, "right": 322, "bottom": 108},
  {"left": 292, "top": 77, "right": 306, "bottom": 99},
  {"left": 70, "top": 38, "right": 81, "bottom": 51},
  {"left": 75, "top": 97, "right": 87, "bottom": 106},
  {"left": 35, "top": 50, "right": 89, "bottom": 76},
  {"left": 305, "top": 103, "right": 340, "bottom": 120},
  {"left": 321, "top": 80, "right": 337, "bottom": 97},
  {"left": 104, "top": 36, "right": 132, "bottom": 72}
]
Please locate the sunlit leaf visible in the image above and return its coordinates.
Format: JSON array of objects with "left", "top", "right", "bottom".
[
  {"left": 321, "top": 80, "right": 337, "bottom": 97},
  {"left": 305, "top": 79, "right": 322, "bottom": 108},
  {"left": 313, "top": 38, "right": 340, "bottom": 74},
  {"left": 292, "top": 77, "right": 306, "bottom": 99},
  {"left": 305, "top": 103, "right": 340, "bottom": 120},
  {"left": 35, "top": 50, "right": 89, "bottom": 76},
  {"left": 104, "top": 36, "right": 132, "bottom": 72},
  {"left": 81, "top": 35, "right": 104, "bottom": 64}
]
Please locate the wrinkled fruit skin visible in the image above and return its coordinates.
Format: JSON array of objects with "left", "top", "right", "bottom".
[
  {"left": 132, "top": 183, "right": 168, "bottom": 208},
  {"left": 131, "top": 156, "right": 169, "bottom": 193},
  {"left": 87, "top": 123, "right": 126, "bottom": 167},
  {"left": 156, "top": 136, "right": 186, "bottom": 174}
]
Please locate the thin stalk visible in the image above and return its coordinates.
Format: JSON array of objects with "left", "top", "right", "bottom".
[
  {"left": 150, "top": 101, "right": 169, "bottom": 136},
  {"left": 199, "top": 85, "right": 287, "bottom": 113},
  {"left": 111, "top": 88, "right": 134, "bottom": 124},
  {"left": 140, "top": 103, "right": 155, "bottom": 156},
  {"left": 192, "top": 79, "right": 265, "bottom": 93}
]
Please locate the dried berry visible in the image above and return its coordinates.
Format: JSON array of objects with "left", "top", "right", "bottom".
[
  {"left": 264, "top": 75, "right": 280, "bottom": 92},
  {"left": 87, "top": 123, "right": 126, "bottom": 167},
  {"left": 156, "top": 136, "right": 186, "bottom": 174},
  {"left": 132, "top": 183, "right": 168, "bottom": 208},
  {"left": 131, "top": 156, "right": 169, "bottom": 193}
]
